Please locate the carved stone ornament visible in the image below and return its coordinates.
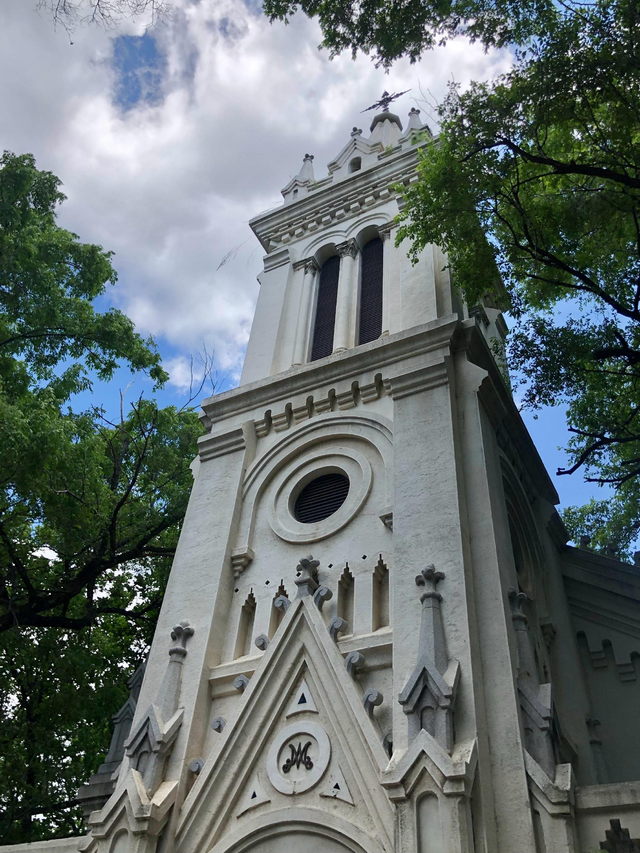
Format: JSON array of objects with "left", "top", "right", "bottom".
[
  {"left": 295, "top": 554, "right": 320, "bottom": 597},
  {"left": 600, "top": 819, "right": 640, "bottom": 853},
  {"left": 398, "top": 566, "right": 459, "bottom": 753},
  {"left": 266, "top": 721, "right": 331, "bottom": 795}
]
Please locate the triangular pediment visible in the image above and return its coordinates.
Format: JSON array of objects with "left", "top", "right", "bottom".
[
  {"left": 176, "top": 597, "right": 393, "bottom": 853},
  {"left": 327, "top": 136, "right": 378, "bottom": 175}
]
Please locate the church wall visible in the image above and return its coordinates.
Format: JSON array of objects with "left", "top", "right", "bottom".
[
  {"left": 454, "top": 359, "right": 539, "bottom": 853},
  {"left": 65, "top": 108, "right": 640, "bottom": 853},
  {"left": 562, "top": 551, "right": 640, "bottom": 784},
  {"left": 241, "top": 250, "right": 292, "bottom": 385}
]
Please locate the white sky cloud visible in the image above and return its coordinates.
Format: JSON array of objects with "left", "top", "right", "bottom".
[{"left": 0, "top": 0, "right": 513, "bottom": 380}]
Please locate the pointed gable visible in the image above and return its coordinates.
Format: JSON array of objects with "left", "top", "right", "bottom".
[{"left": 176, "top": 596, "right": 393, "bottom": 853}]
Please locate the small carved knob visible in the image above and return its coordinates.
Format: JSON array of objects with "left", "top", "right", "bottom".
[
  {"left": 233, "top": 675, "right": 249, "bottom": 692},
  {"left": 363, "top": 688, "right": 383, "bottom": 719},
  {"left": 255, "top": 634, "right": 270, "bottom": 651},
  {"left": 345, "top": 651, "right": 365, "bottom": 679},
  {"left": 329, "top": 616, "right": 348, "bottom": 642},
  {"left": 211, "top": 716, "right": 226, "bottom": 732},
  {"left": 274, "top": 594, "right": 290, "bottom": 613},
  {"left": 313, "top": 586, "right": 333, "bottom": 611}
]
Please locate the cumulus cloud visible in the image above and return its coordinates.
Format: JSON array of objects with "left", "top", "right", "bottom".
[{"left": 0, "top": 0, "right": 513, "bottom": 379}]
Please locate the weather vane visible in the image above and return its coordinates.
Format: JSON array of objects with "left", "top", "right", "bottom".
[{"left": 362, "top": 89, "right": 410, "bottom": 114}]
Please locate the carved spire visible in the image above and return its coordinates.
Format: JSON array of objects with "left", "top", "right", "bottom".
[
  {"left": 416, "top": 565, "right": 447, "bottom": 674},
  {"left": 296, "top": 153, "right": 315, "bottom": 183},
  {"left": 123, "top": 621, "right": 194, "bottom": 796},
  {"left": 154, "top": 621, "right": 195, "bottom": 721},
  {"left": 398, "top": 565, "right": 459, "bottom": 752}
]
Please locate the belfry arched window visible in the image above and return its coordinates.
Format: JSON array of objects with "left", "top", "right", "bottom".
[
  {"left": 310, "top": 254, "right": 340, "bottom": 361},
  {"left": 358, "top": 236, "right": 383, "bottom": 345}
]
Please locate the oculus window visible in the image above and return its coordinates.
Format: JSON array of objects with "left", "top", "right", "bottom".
[{"left": 294, "top": 472, "right": 350, "bottom": 523}]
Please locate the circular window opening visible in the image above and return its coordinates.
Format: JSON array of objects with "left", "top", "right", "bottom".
[{"left": 294, "top": 472, "right": 350, "bottom": 523}]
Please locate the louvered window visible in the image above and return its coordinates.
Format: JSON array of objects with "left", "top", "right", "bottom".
[
  {"left": 294, "top": 473, "right": 350, "bottom": 523},
  {"left": 358, "top": 237, "right": 383, "bottom": 345},
  {"left": 310, "top": 255, "right": 340, "bottom": 361}
]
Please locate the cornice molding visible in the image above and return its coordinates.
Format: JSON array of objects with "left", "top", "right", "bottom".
[
  {"left": 198, "top": 427, "right": 246, "bottom": 462},
  {"left": 250, "top": 146, "right": 425, "bottom": 253},
  {"left": 386, "top": 360, "right": 450, "bottom": 400},
  {"left": 200, "top": 316, "right": 462, "bottom": 426}
]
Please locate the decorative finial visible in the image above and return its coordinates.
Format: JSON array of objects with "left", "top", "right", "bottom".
[
  {"left": 169, "top": 621, "right": 194, "bottom": 658},
  {"left": 295, "top": 554, "right": 320, "bottom": 597},
  {"left": 362, "top": 89, "right": 410, "bottom": 114},
  {"left": 415, "top": 565, "right": 445, "bottom": 601},
  {"left": 351, "top": 127, "right": 363, "bottom": 136},
  {"left": 303, "top": 153, "right": 314, "bottom": 160}
]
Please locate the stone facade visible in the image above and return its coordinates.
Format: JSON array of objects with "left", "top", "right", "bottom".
[{"left": 4, "top": 105, "right": 640, "bottom": 853}]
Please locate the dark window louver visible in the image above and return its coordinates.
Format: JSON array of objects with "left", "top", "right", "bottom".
[
  {"left": 358, "top": 237, "right": 383, "bottom": 345},
  {"left": 310, "top": 255, "right": 340, "bottom": 361},
  {"left": 294, "top": 473, "right": 350, "bottom": 523}
]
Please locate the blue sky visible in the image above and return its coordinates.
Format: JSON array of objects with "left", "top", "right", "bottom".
[{"left": 0, "top": 0, "right": 614, "bottom": 537}]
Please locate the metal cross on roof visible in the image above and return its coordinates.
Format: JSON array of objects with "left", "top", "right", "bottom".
[{"left": 361, "top": 89, "right": 410, "bottom": 114}]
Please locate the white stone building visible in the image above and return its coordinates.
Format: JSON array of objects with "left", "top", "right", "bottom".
[{"left": 6, "top": 102, "right": 640, "bottom": 853}]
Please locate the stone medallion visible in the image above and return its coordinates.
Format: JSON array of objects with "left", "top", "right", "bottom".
[{"left": 266, "top": 721, "right": 331, "bottom": 795}]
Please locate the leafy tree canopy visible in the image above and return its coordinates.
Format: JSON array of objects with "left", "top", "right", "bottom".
[
  {"left": 0, "top": 151, "right": 202, "bottom": 840},
  {"left": 264, "top": 0, "right": 557, "bottom": 66},
  {"left": 395, "top": 0, "right": 640, "bottom": 554}
]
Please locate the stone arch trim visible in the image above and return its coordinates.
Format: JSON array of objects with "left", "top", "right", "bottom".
[
  {"left": 207, "top": 808, "right": 387, "bottom": 853},
  {"left": 237, "top": 413, "right": 393, "bottom": 554},
  {"left": 345, "top": 213, "right": 393, "bottom": 245}
]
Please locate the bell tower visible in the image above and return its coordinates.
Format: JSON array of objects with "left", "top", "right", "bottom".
[{"left": 74, "top": 98, "right": 640, "bottom": 853}]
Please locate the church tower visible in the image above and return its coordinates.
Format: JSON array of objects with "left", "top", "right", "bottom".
[{"left": 74, "top": 99, "right": 640, "bottom": 853}]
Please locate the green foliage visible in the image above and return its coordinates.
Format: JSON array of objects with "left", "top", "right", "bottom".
[
  {"left": 0, "top": 621, "right": 146, "bottom": 842},
  {"left": 263, "top": 0, "right": 556, "bottom": 66},
  {"left": 395, "top": 0, "right": 640, "bottom": 548},
  {"left": 0, "top": 152, "right": 203, "bottom": 840}
]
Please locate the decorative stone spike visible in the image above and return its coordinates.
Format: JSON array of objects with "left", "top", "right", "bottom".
[
  {"left": 605, "top": 543, "right": 620, "bottom": 560},
  {"left": 313, "top": 585, "right": 333, "bottom": 611},
  {"left": 579, "top": 535, "right": 592, "bottom": 549},
  {"left": 233, "top": 675, "right": 250, "bottom": 692},
  {"left": 255, "top": 634, "right": 270, "bottom": 651},
  {"left": 329, "top": 616, "right": 348, "bottom": 642},
  {"left": 211, "top": 716, "right": 226, "bottom": 732},
  {"left": 363, "top": 688, "right": 383, "bottom": 719},
  {"left": 345, "top": 651, "right": 365, "bottom": 679}
]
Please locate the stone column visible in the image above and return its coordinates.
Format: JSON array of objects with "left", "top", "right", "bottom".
[
  {"left": 292, "top": 258, "right": 318, "bottom": 366},
  {"left": 379, "top": 222, "right": 395, "bottom": 337},
  {"left": 333, "top": 239, "right": 359, "bottom": 353}
]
